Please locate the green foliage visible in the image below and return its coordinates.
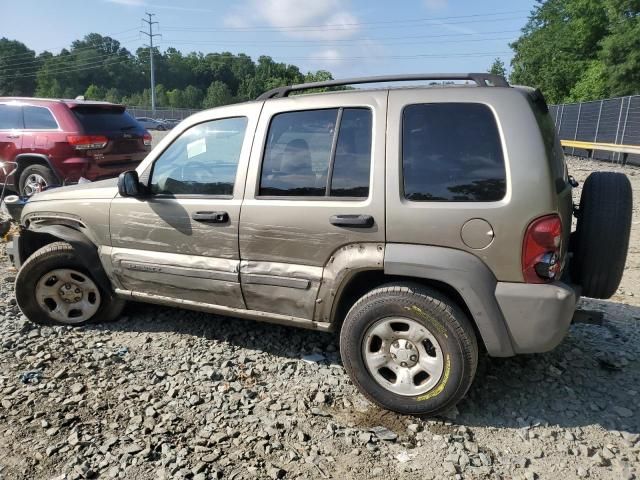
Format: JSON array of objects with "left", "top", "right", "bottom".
[
  {"left": 0, "top": 34, "right": 334, "bottom": 109},
  {"left": 0, "top": 38, "right": 38, "bottom": 96},
  {"left": 488, "top": 58, "right": 507, "bottom": 77},
  {"left": 510, "top": 0, "right": 640, "bottom": 102},
  {"left": 202, "top": 81, "right": 232, "bottom": 108}
]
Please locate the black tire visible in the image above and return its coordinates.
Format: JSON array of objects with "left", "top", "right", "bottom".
[
  {"left": 572, "top": 172, "right": 632, "bottom": 299},
  {"left": 340, "top": 282, "right": 478, "bottom": 416},
  {"left": 15, "top": 242, "right": 125, "bottom": 326},
  {"left": 18, "top": 164, "right": 58, "bottom": 197}
]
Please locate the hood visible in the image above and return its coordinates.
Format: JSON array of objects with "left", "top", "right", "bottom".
[{"left": 27, "top": 178, "right": 119, "bottom": 202}]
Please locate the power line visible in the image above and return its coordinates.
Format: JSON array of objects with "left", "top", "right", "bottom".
[
  {"left": 141, "top": 12, "right": 161, "bottom": 114},
  {"left": 162, "top": 10, "right": 528, "bottom": 32},
  {"left": 0, "top": 27, "right": 141, "bottom": 62},
  {"left": 0, "top": 49, "right": 511, "bottom": 80},
  {"left": 0, "top": 36, "right": 142, "bottom": 71}
]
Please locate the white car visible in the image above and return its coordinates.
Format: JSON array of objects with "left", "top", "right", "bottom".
[{"left": 135, "top": 117, "right": 168, "bottom": 131}]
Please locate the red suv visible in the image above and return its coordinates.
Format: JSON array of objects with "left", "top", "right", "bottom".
[{"left": 0, "top": 98, "right": 152, "bottom": 196}]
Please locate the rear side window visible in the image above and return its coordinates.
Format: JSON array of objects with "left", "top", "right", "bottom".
[
  {"left": 72, "top": 107, "right": 139, "bottom": 133},
  {"left": 402, "top": 103, "right": 506, "bottom": 202},
  {"left": 24, "top": 106, "right": 58, "bottom": 130},
  {"left": 259, "top": 107, "right": 372, "bottom": 197},
  {"left": 0, "top": 104, "right": 23, "bottom": 129}
]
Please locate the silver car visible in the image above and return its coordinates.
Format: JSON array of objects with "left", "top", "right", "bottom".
[{"left": 7, "top": 74, "right": 632, "bottom": 415}]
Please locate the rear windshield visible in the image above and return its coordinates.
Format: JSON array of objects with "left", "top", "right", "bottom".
[{"left": 72, "top": 107, "right": 140, "bottom": 133}]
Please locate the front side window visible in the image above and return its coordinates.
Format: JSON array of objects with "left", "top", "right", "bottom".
[
  {"left": 150, "top": 117, "right": 247, "bottom": 196},
  {"left": 402, "top": 103, "right": 506, "bottom": 202},
  {"left": 0, "top": 104, "right": 24, "bottom": 130},
  {"left": 259, "top": 108, "right": 372, "bottom": 197},
  {"left": 24, "top": 106, "right": 58, "bottom": 130}
]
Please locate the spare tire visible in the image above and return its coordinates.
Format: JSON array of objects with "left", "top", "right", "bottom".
[{"left": 572, "top": 171, "right": 632, "bottom": 299}]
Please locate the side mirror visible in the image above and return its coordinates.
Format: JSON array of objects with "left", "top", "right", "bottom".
[{"left": 118, "top": 170, "right": 144, "bottom": 197}]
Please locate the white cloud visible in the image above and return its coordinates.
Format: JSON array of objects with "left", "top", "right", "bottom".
[
  {"left": 104, "top": 0, "right": 217, "bottom": 12},
  {"left": 224, "top": 0, "right": 360, "bottom": 40},
  {"left": 424, "top": 0, "right": 448, "bottom": 10},
  {"left": 105, "top": 0, "right": 146, "bottom": 6}
]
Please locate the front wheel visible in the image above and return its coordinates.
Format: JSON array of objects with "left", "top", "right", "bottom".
[
  {"left": 340, "top": 283, "right": 478, "bottom": 416},
  {"left": 15, "top": 242, "right": 125, "bottom": 326}
]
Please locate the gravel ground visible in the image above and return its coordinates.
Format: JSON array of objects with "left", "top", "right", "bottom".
[{"left": 0, "top": 156, "right": 638, "bottom": 480}]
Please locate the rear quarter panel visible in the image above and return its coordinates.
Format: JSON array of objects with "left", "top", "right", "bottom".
[{"left": 386, "top": 87, "right": 558, "bottom": 282}]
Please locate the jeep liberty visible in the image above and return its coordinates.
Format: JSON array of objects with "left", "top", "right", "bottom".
[{"left": 7, "top": 74, "right": 633, "bottom": 415}]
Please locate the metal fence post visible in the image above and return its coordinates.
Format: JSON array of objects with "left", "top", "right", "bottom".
[
  {"left": 614, "top": 97, "right": 626, "bottom": 163},
  {"left": 572, "top": 103, "right": 582, "bottom": 156},
  {"left": 557, "top": 104, "right": 564, "bottom": 134},
  {"left": 594, "top": 99, "right": 603, "bottom": 143}
]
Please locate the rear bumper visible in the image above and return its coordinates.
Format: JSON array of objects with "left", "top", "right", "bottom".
[
  {"left": 55, "top": 154, "right": 146, "bottom": 184},
  {"left": 495, "top": 281, "right": 578, "bottom": 354}
]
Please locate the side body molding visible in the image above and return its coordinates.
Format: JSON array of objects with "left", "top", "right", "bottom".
[{"left": 384, "top": 244, "right": 515, "bottom": 357}]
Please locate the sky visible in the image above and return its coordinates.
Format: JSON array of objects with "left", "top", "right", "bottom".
[{"left": 3, "top": 0, "right": 537, "bottom": 78}]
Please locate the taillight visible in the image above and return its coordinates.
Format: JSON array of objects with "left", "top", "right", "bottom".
[
  {"left": 143, "top": 131, "right": 152, "bottom": 146},
  {"left": 67, "top": 135, "right": 108, "bottom": 150},
  {"left": 522, "top": 214, "right": 562, "bottom": 283}
]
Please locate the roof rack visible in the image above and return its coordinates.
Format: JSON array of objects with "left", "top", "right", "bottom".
[{"left": 256, "top": 73, "right": 509, "bottom": 100}]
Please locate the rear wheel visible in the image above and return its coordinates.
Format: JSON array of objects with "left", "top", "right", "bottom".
[
  {"left": 16, "top": 242, "right": 125, "bottom": 326},
  {"left": 572, "top": 172, "right": 632, "bottom": 299},
  {"left": 340, "top": 282, "right": 478, "bottom": 416},
  {"left": 19, "top": 164, "right": 57, "bottom": 197}
]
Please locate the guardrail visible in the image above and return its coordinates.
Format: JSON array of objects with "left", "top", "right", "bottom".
[
  {"left": 550, "top": 95, "right": 640, "bottom": 166},
  {"left": 560, "top": 140, "right": 640, "bottom": 165}
]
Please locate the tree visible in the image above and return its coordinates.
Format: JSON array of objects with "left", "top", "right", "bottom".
[
  {"left": 510, "top": 0, "right": 609, "bottom": 103},
  {"left": 599, "top": 0, "right": 640, "bottom": 96},
  {"left": 202, "top": 81, "right": 232, "bottom": 108},
  {"left": 84, "top": 84, "right": 105, "bottom": 100},
  {"left": 0, "top": 38, "right": 38, "bottom": 96},
  {"left": 488, "top": 58, "right": 507, "bottom": 77}
]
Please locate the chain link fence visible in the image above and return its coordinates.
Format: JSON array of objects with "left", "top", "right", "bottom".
[
  {"left": 126, "top": 106, "right": 201, "bottom": 121},
  {"left": 549, "top": 95, "right": 640, "bottom": 166}
]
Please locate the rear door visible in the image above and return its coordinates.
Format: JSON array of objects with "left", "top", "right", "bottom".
[
  {"left": 239, "top": 91, "right": 386, "bottom": 322},
  {"left": 109, "top": 103, "right": 261, "bottom": 309},
  {"left": 0, "top": 103, "right": 24, "bottom": 186}
]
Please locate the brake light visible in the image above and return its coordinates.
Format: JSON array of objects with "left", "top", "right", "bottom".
[
  {"left": 522, "top": 214, "right": 562, "bottom": 283},
  {"left": 143, "top": 131, "right": 152, "bottom": 146},
  {"left": 67, "top": 135, "right": 108, "bottom": 150}
]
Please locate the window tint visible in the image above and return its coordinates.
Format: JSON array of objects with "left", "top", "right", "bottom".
[
  {"left": 402, "top": 103, "right": 506, "bottom": 202},
  {"left": 331, "top": 109, "right": 372, "bottom": 197},
  {"left": 150, "top": 117, "right": 247, "bottom": 196},
  {"left": 0, "top": 104, "right": 23, "bottom": 130},
  {"left": 72, "top": 107, "right": 139, "bottom": 133},
  {"left": 259, "top": 108, "right": 372, "bottom": 197},
  {"left": 260, "top": 109, "right": 336, "bottom": 196},
  {"left": 24, "top": 106, "right": 58, "bottom": 129}
]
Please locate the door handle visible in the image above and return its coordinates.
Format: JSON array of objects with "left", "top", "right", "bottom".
[
  {"left": 192, "top": 211, "right": 229, "bottom": 223},
  {"left": 330, "top": 214, "right": 374, "bottom": 228}
]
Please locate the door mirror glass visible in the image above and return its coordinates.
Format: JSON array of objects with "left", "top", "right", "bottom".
[{"left": 118, "top": 170, "right": 143, "bottom": 197}]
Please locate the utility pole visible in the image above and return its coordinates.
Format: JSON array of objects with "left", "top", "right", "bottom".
[{"left": 141, "top": 12, "right": 160, "bottom": 115}]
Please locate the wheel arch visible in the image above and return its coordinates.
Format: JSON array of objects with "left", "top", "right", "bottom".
[
  {"left": 330, "top": 244, "right": 516, "bottom": 357},
  {"left": 17, "top": 224, "right": 111, "bottom": 293},
  {"left": 14, "top": 154, "right": 61, "bottom": 185}
]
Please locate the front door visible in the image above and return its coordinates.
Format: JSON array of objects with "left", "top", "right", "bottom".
[
  {"left": 239, "top": 91, "right": 387, "bottom": 322},
  {"left": 108, "top": 103, "right": 261, "bottom": 309},
  {"left": 0, "top": 103, "right": 24, "bottom": 186}
]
